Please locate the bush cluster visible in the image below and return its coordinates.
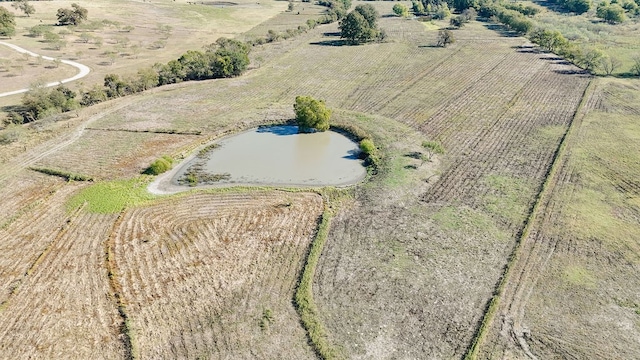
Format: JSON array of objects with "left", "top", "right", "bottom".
[{"left": 143, "top": 156, "right": 174, "bottom": 175}]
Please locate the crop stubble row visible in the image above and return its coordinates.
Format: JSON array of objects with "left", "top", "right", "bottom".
[{"left": 111, "top": 192, "right": 322, "bottom": 359}]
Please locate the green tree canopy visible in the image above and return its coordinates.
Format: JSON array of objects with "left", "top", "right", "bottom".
[
  {"left": 57, "top": 3, "right": 88, "bottom": 26},
  {"left": 294, "top": 96, "right": 331, "bottom": 132},
  {"left": 354, "top": 4, "right": 379, "bottom": 28},
  {"left": 393, "top": 3, "right": 410, "bottom": 17},
  {"left": 339, "top": 5, "right": 380, "bottom": 44},
  {"left": 0, "top": 7, "right": 16, "bottom": 38},
  {"left": 596, "top": 2, "right": 626, "bottom": 23}
]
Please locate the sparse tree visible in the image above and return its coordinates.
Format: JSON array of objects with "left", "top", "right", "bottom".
[
  {"left": 288, "top": 1, "right": 295, "bottom": 11},
  {"left": 78, "top": 32, "right": 92, "bottom": 43},
  {"left": 28, "top": 25, "right": 48, "bottom": 38},
  {"left": 578, "top": 48, "right": 604, "bottom": 73},
  {"left": 12, "top": 0, "right": 36, "bottom": 17},
  {"left": 104, "top": 49, "right": 119, "bottom": 65},
  {"left": 436, "top": 29, "right": 455, "bottom": 47},
  {"left": 156, "top": 24, "right": 173, "bottom": 39},
  {"left": 294, "top": 96, "right": 331, "bottom": 132},
  {"left": 0, "top": 7, "right": 16, "bottom": 38},
  {"left": 631, "top": 55, "right": 640, "bottom": 76},
  {"left": 600, "top": 56, "right": 622, "bottom": 75},
  {"left": 43, "top": 31, "right": 60, "bottom": 43}
]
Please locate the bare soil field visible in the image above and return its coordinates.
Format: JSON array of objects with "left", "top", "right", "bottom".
[{"left": 0, "top": 2, "right": 637, "bottom": 359}]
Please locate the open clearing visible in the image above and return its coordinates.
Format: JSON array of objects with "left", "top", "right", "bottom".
[{"left": 0, "top": 1, "right": 638, "bottom": 359}]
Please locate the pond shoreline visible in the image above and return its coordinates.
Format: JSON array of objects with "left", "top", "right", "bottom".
[{"left": 148, "top": 124, "right": 368, "bottom": 195}]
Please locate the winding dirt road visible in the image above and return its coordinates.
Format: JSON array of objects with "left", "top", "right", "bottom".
[{"left": 0, "top": 41, "right": 91, "bottom": 98}]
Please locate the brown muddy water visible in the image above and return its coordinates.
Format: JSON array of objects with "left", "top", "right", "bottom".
[{"left": 170, "top": 125, "right": 367, "bottom": 187}]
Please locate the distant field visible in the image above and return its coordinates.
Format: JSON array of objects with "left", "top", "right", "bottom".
[
  {"left": 0, "top": 0, "right": 289, "bottom": 110},
  {"left": 0, "top": 1, "right": 638, "bottom": 359}
]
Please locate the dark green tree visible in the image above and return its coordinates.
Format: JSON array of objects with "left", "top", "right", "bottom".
[
  {"left": 294, "top": 96, "right": 331, "bottom": 132},
  {"left": 0, "top": 7, "right": 16, "bottom": 38},
  {"left": 340, "top": 11, "right": 371, "bottom": 43},
  {"left": 564, "top": 0, "right": 591, "bottom": 13},
  {"left": 353, "top": 4, "right": 379, "bottom": 28},
  {"left": 339, "top": 6, "right": 380, "bottom": 44},
  {"left": 57, "top": 3, "right": 88, "bottom": 26}
]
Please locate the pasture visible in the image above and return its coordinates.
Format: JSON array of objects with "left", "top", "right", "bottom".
[{"left": 0, "top": 1, "right": 638, "bottom": 359}]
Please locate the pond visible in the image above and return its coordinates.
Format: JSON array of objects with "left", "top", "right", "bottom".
[{"left": 168, "top": 125, "right": 367, "bottom": 189}]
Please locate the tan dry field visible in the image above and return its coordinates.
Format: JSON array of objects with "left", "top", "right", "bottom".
[
  {"left": 477, "top": 77, "right": 640, "bottom": 359},
  {"left": 0, "top": 0, "right": 291, "bottom": 110},
  {"left": 0, "top": 44, "right": 78, "bottom": 91},
  {"left": 0, "top": 2, "right": 638, "bottom": 359}
]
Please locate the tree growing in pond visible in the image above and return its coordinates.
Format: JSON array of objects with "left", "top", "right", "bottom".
[{"left": 294, "top": 96, "right": 331, "bottom": 132}]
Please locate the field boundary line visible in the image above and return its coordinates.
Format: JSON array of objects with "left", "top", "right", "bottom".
[
  {"left": 0, "top": 97, "right": 140, "bottom": 184},
  {"left": 105, "top": 210, "right": 137, "bottom": 360},
  {"left": 294, "top": 195, "right": 343, "bottom": 360},
  {"left": 0, "top": 201, "right": 85, "bottom": 312},
  {"left": 463, "top": 78, "right": 594, "bottom": 360}
]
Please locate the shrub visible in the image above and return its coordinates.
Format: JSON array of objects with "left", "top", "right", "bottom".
[
  {"left": 359, "top": 138, "right": 376, "bottom": 155},
  {"left": 143, "top": 156, "right": 174, "bottom": 175}
]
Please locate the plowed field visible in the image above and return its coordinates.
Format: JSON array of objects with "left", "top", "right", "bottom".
[{"left": 1, "top": 3, "right": 636, "bottom": 359}]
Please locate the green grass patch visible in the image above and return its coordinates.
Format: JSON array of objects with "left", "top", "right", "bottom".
[
  {"left": 433, "top": 205, "right": 509, "bottom": 242},
  {"left": 294, "top": 202, "right": 343, "bottom": 360},
  {"left": 563, "top": 265, "right": 597, "bottom": 289},
  {"left": 67, "top": 177, "right": 156, "bottom": 214},
  {"left": 481, "top": 174, "right": 536, "bottom": 225}
]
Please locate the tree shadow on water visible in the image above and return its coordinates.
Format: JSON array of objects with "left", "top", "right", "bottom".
[
  {"left": 256, "top": 124, "right": 299, "bottom": 136},
  {"left": 342, "top": 149, "right": 361, "bottom": 160}
]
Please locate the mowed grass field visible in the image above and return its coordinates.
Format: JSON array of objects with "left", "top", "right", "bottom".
[{"left": 0, "top": 1, "right": 638, "bottom": 359}]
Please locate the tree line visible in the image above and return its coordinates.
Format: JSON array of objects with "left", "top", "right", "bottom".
[
  {"left": 6, "top": 38, "right": 250, "bottom": 124},
  {"left": 3, "top": 0, "right": 351, "bottom": 125}
]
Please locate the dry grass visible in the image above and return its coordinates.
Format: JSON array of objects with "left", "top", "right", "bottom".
[
  {"left": 0, "top": 0, "right": 288, "bottom": 111},
  {"left": 477, "top": 77, "right": 640, "bottom": 359},
  {"left": 111, "top": 191, "right": 322, "bottom": 358}
]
